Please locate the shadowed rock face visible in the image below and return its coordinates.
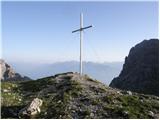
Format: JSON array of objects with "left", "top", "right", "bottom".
[
  {"left": 110, "top": 39, "right": 159, "bottom": 96},
  {"left": 0, "top": 60, "right": 31, "bottom": 81}
]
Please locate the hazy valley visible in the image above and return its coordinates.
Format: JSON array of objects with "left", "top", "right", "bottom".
[{"left": 8, "top": 61, "right": 123, "bottom": 85}]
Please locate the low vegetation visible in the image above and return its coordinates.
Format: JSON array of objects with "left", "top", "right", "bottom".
[{"left": 1, "top": 72, "right": 159, "bottom": 119}]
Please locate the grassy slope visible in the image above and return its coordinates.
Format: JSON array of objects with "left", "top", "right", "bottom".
[{"left": 1, "top": 73, "right": 159, "bottom": 119}]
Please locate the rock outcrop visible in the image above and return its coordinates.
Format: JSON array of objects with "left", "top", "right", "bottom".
[
  {"left": 110, "top": 39, "right": 159, "bottom": 96},
  {"left": 1, "top": 72, "right": 159, "bottom": 119},
  {"left": 0, "top": 59, "right": 31, "bottom": 81},
  {"left": 18, "top": 98, "right": 43, "bottom": 118}
]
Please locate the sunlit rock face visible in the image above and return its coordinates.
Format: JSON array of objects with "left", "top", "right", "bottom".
[{"left": 0, "top": 59, "right": 31, "bottom": 81}]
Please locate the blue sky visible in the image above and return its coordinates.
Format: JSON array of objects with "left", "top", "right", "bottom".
[{"left": 2, "top": 1, "right": 158, "bottom": 63}]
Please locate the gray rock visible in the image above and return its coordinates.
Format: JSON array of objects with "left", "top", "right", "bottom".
[
  {"left": 18, "top": 98, "right": 43, "bottom": 118},
  {"left": 148, "top": 111, "right": 154, "bottom": 117},
  {"left": 127, "top": 91, "right": 132, "bottom": 95},
  {"left": 3, "top": 89, "right": 9, "bottom": 92},
  {"left": 90, "top": 112, "right": 94, "bottom": 117},
  {"left": 123, "top": 111, "right": 129, "bottom": 116}
]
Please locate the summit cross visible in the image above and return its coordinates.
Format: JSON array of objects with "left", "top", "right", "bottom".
[{"left": 72, "top": 13, "right": 92, "bottom": 75}]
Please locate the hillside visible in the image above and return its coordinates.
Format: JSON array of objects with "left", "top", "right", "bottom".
[
  {"left": 1, "top": 72, "right": 159, "bottom": 119},
  {"left": 110, "top": 39, "right": 159, "bottom": 96},
  {"left": 0, "top": 59, "right": 31, "bottom": 81}
]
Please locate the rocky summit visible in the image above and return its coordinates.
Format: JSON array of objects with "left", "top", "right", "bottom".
[
  {"left": 110, "top": 39, "right": 159, "bottom": 96},
  {"left": 0, "top": 59, "right": 31, "bottom": 81},
  {"left": 1, "top": 72, "right": 159, "bottom": 119}
]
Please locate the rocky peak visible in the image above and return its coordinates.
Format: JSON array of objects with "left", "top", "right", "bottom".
[
  {"left": 0, "top": 59, "right": 31, "bottom": 81},
  {"left": 109, "top": 39, "right": 159, "bottom": 96}
]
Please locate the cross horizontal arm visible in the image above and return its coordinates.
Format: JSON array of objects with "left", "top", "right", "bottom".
[
  {"left": 81, "top": 25, "right": 92, "bottom": 30},
  {"left": 72, "top": 25, "right": 92, "bottom": 33},
  {"left": 72, "top": 29, "right": 81, "bottom": 33}
]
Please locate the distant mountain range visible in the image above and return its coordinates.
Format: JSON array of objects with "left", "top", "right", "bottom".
[{"left": 8, "top": 61, "right": 123, "bottom": 85}]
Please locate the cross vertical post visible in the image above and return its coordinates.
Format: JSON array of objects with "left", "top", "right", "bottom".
[
  {"left": 80, "top": 13, "right": 83, "bottom": 75},
  {"left": 72, "top": 13, "right": 92, "bottom": 76}
]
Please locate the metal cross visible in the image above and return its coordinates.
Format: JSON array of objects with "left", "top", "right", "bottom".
[{"left": 72, "top": 13, "right": 92, "bottom": 75}]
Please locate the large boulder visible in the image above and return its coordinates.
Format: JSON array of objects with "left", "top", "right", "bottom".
[
  {"left": 110, "top": 39, "right": 159, "bottom": 96},
  {"left": 18, "top": 98, "right": 43, "bottom": 118}
]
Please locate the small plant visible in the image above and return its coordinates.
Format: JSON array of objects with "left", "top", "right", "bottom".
[
  {"left": 79, "top": 108, "right": 91, "bottom": 118},
  {"left": 91, "top": 98, "right": 100, "bottom": 105}
]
